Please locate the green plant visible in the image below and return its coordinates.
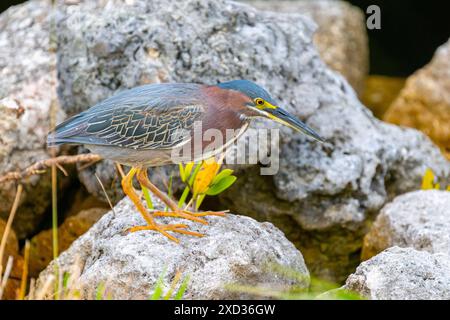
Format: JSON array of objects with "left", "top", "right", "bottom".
[
  {"left": 421, "top": 168, "right": 450, "bottom": 191},
  {"left": 150, "top": 269, "right": 190, "bottom": 300},
  {"left": 178, "top": 157, "right": 237, "bottom": 210},
  {"left": 225, "top": 263, "right": 362, "bottom": 300}
]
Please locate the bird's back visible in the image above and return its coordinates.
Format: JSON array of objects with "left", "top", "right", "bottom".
[{"left": 48, "top": 83, "right": 205, "bottom": 150}]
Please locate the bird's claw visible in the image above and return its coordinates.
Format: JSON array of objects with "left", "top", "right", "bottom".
[
  {"left": 152, "top": 209, "right": 227, "bottom": 225},
  {"left": 127, "top": 223, "right": 204, "bottom": 243},
  {"left": 187, "top": 210, "right": 229, "bottom": 217}
]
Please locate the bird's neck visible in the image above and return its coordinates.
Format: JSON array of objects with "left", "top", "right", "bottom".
[{"left": 200, "top": 85, "right": 250, "bottom": 131}]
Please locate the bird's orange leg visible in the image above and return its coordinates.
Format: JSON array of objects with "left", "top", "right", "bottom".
[
  {"left": 136, "top": 169, "right": 227, "bottom": 224},
  {"left": 122, "top": 167, "right": 203, "bottom": 243}
]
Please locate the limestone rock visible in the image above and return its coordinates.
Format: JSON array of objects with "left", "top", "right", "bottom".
[
  {"left": 384, "top": 38, "right": 450, "bottom": 160},
  {"left": 53, "top": 0, "right": 450, "bottom": 282},
  {"left": 28, "top": 207, "right": 108, "bottom": 277},
  {"left": 245, "top": 0, "right": 369, "bottom": 95},
  {"left": 0, "top": 0, "right": 65, "bottom": 238},
  {"left": 35, "top": 197, "right": 309, "bottom": 299},
  {"left": 345, "top": 247, "right": 450, "bottom": 300},
  {"left": 362, "top": 190, "right": 450, "bottom": 260}
]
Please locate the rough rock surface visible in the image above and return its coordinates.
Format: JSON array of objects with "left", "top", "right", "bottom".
[
  {"left": 245, "top": 0, "right": 369, "bottom": 96},
  {"left": 384, "top": 38, "right": 450, "bottom": 160},
  {"left": 28, "top": 207, "right": 108, "bottom": 277},
  {"left": 0, "top": 0, "right": 65, "bottom": 238},
  {"left": 36, "top": 196, "right": 309, "bottom": 300},
  {"left": 54, "top": 0, "right": 450, "bottom": 282},
  {"left": 362, "top": 190, "right": 450, "bottom": 260},
  {"left": 345, "top": 247, "right": 450, "bottom": 300}
]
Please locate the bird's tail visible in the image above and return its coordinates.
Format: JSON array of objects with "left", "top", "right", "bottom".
[{"left": 47, "top": 113, "right": 88, "bottom": 147}]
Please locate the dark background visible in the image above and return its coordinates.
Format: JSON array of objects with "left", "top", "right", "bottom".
[
  {"left": 348, "top": 0, "right": 450, "bottom": 76},
  {"left": 2, "top": 0, "right": 449, "bottom": 77}
]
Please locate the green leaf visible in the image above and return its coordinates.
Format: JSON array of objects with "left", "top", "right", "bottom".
[
  {"left": 179, "top": 163, "right": 186, "bottom": 182},
  {"left": 142, "top": 186, "right": 153, "bottom": 209},
  {"left": 178, "top": 186, "right": 190, "bottom": 208},
  {"left": 211, "top": 169, "right": 234, "bottom": 185},
  {"left": 150, "top": 269, "right": 166, "bottom": 300},
  {"left": 174, "top": 275, "right": 190, "bottom": 300},
  {"left": 95, "top": 282, "right": 106, "bottom": 300},
  {"left": 206, "top": 176, "right": 237, "bottom": 196},
  {"left": 62, "top": 272, "right": 70, "bottom": 291},
  {"left": 184, "top": 162, "right": 195, "bottom": 182},
  {"left": 188, "top": 162, "right": 202, "bottom": 186},
  {"left": 195, "top": 194, "right": 206, "bottom": 210}
]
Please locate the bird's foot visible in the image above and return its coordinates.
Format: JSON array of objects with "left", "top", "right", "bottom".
[
  {"left": 127, "top": 223, "right": 204, "bottom": 243},
  {"left": 152, "top": 209, "right": 228, "bottom": 225}
]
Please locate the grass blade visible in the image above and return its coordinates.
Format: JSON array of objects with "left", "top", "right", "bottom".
[
  {"left": 174, "top": 274, "right": 190, "bottom": 300},
  {"left": 18, "top": 240, "right": 30, "bottom": 300},
  {"left": 142, "top": 186, "right": 154, "bottom": 210},
  {"left": 150, "top": 269, "right": 166, "bottom": 300}
]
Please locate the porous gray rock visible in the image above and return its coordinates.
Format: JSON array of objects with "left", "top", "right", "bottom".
[
  {"left": 28, "top": 207, "right": 108, "bottom": 278},
  {"left": 345, "top": 246, "right": 450, "bottom": 300},
  {"left": 0, "top": 1, "right": 65, "bottom": 238},
  {"left": 54, "top": 0, "right": 450, "bottom": 282},
  {"left": 35, "top": 196, "right": 309, "bottom": 300},
  {"left": 245, "top": 0, "right": 369, "bottom": 95},
  {"left": 362, "top": 190, "right": 450, "bottom": 260}
]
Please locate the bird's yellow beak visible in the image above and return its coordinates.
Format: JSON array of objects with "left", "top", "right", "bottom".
[{"left": 263, "top": 103, "right": 325, "bottom": 143}]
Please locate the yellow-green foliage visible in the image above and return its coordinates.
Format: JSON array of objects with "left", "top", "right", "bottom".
[
  {"left": 225, "top": 263, "right": 362, "bottom": 300},
  {"left": 150, "top": 269, "right": 189, "bottom": 300},
  {"left": 421, "top": 168, "right": 450, "bottom": 191},
  {"left": 178, "top": 158, "right": 237, "bottom": 210}
]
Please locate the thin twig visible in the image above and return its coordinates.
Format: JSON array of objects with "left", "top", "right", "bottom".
[
  {"left": 28, "top": 278, "right": 35, "bottom": 300},
  {"left": 115, "top": 163, "right": 125, "bottom": 179},
  {"left": 163, "top": 270, "right": 182, "bottom": 300},
  {"left": 35, "top": 274, "right": 55, "bottom": 300},
  {"left": 55, "top": 162, "right": 68, "bottom": 177},
  {"left": 0, "top": 154, "right": 103, "bottom": 184},
  {"left": 65, "top": 257, "right": 82, "bottom": 300},
  {"left": 184, "top": 197, "right": 194, "bottom": 211},
  {"left": 94, "top": 173, "right": 115, "bottom": 212},
  {"left": 77, "top": 158, "right": 102, "bottom": 171},
  {"left": 0, "top": 256, "right": 14, "bottom": 299},
  {"left": 0, "top": 184, "right": 23, "bottom": 286}
]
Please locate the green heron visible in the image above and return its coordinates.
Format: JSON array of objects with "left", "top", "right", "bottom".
[{"left": 48, "top": 80, "right": 324, "bottom": 242}]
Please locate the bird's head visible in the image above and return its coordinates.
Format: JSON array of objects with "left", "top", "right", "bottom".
[{"left": 217, "top": 80, "right": 324, "bottom": 142}]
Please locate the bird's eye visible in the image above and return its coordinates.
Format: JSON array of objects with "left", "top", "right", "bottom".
[{"left": 255, "top": 98, "right": 264, "bottom": 106}]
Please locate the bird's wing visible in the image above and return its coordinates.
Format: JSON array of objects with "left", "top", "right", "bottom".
[{"left": 49, "top": 84, "right": 205, "bottom": 150}]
